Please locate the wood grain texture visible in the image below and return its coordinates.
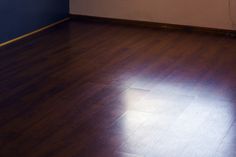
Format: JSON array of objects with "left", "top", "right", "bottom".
[{"left": 0, "top": 19, "right": 236, "bottom": 157}]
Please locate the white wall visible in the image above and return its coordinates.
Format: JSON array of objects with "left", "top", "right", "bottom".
[{"left": 70, "top": 0, "right": 236, "bottom": 30}]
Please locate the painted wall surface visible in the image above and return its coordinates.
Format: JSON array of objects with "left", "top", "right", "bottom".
[
  {"left": 0, "top": 0, "right": 69, "bottom": 43},
  {"left": 70, "top": 0, "right": 236, "bottom": 30}
]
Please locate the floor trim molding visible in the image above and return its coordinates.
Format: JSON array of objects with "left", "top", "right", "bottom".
[
  {"left": 71, "top": 14, "right": 236, "bottom": 37},
  {"left": 0, "top": 17, "right": 70, "bottom": 47}
]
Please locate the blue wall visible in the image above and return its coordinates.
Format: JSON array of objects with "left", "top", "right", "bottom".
[{"left": 0, "top": 0, "right": 69, "bottom": 43}]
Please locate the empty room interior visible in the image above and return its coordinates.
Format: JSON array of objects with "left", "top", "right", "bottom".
[{"left": 1, "top": 0, "right": 236, "bottom": 157}]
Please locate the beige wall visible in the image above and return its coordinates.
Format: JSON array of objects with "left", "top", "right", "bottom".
[{"left": 70, "top": 0, "right": 236, "bottom": 30}]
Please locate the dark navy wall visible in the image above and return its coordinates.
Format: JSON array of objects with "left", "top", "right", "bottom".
[{"left": 0, "top": 0, "right": 69, "bottom": 43}]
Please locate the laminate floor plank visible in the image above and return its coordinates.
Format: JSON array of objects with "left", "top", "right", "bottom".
[{"left": 0, "top": 19, "right": 236, "bottom": 157}]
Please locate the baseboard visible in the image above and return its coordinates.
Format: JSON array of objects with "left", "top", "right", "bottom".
[
  {"left": 70, "top": 14, "right": 236, "bottom": 37},
  {"left": 0, "top": 17, "right": 70, "bottom": 47}
]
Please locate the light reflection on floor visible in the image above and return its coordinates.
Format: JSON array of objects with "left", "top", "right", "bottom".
[{"left": 116, "top": 79, "right": 236, "bottom": 157}]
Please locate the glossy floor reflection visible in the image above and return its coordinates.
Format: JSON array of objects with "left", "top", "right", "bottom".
[
  {"left": 0, "top": 19, "right": 236, "bottom": 157},
  {"left": 115, "top": 84, "right": 235, "bottom": 157}
]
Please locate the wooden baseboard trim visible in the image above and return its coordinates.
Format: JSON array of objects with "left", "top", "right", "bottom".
[
  {"left": 70, "top": 14, "right": 236, "bottom": 37},
  {"left": 0, "top": 17, "right": 70, "bottom": 47}
]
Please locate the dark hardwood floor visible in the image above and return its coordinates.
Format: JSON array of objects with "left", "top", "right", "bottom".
[{"left": 1, "top": 19, "right": 236, "bottom": 157}]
